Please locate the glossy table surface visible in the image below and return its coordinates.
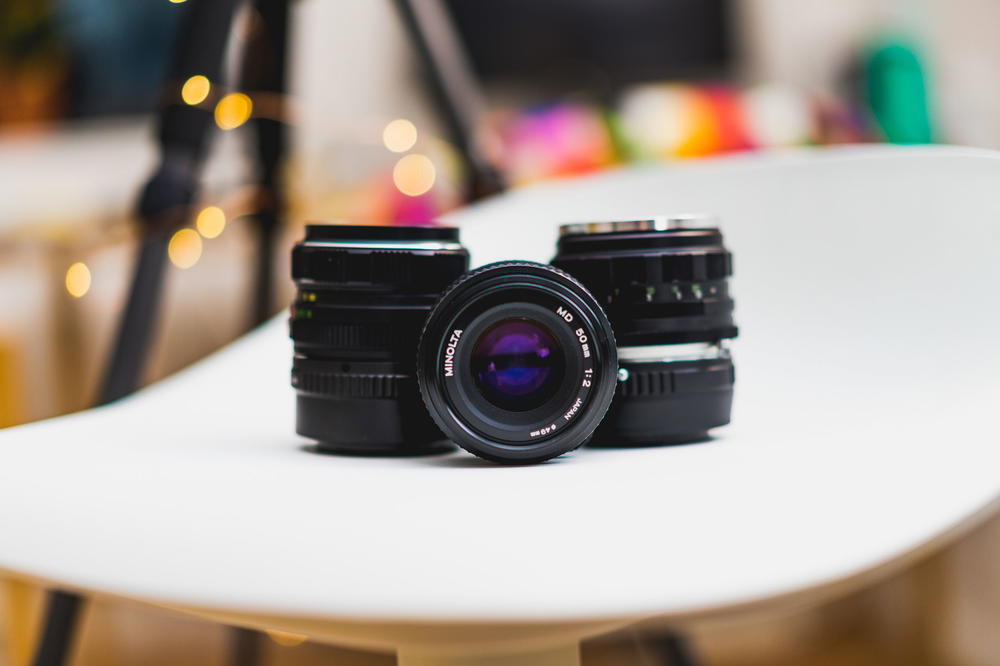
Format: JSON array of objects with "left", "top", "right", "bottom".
[{"left": 2, "top": 145, "right": 1000, "bottom": 657}]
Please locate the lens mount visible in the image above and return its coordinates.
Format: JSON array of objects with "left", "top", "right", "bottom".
[
  {"left": 417, "top": 262, "right": 618, "bottom": 464},
  {"left": 596, "top": 355, "right": 735, "bottom": 445}
]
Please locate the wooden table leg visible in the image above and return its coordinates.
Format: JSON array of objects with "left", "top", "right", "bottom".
[{"left": 3, "top": 577, "right": 40, "bottom": 666}]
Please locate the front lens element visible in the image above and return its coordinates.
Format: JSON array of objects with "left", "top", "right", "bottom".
[
  {"left": 472, "top": 318, "right": 564, "bottom": 411},
  {"left": 417, "top": 261, "right": 618, "bottom": 464}
]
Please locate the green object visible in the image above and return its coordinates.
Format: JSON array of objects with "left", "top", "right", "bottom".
[
  {"left": 601, "top": 108, "right": 634, "bottom": 162},
  {"left": 864, "top": 38, "right": 935, "bottom": 144}
]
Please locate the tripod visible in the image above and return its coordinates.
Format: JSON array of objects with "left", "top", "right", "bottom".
[
  {"left": 29, "top": 1, "right": 500, "bottom": 665},
  {"left": 27, "top": 3, "right": 700, "bottom": 665}
]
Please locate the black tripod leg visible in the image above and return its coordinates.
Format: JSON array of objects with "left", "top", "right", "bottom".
[
  {"left": 99, "top": 0, "right": 244, "bottom": 404},
  {"left": 241, "top": 0, "right": 291, "bottom": 328},
  {"left": 98, "top": 234, "right": 171, "bottom": 403},
  {"left": 391, "top": 0, "right": 505, "bottom": 200},
  {"left": 250, "top": 207, "right": 279, "bottom": 328},
  {"left": 30, "top": 591, "right": 81, "bottom": 666},
  {"left": 656, "top": 631, "right": 701, "bottom": 666},
  {"left": 231, "top": 626, "right": 263, "bottom": 666},
  {"left": 31, "top": 3, "right": 246, "bottom": 666}
]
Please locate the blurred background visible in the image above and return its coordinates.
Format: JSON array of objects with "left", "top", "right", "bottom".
[{"left": 2, "top": 0, "right": 1000, "bottom": 664}]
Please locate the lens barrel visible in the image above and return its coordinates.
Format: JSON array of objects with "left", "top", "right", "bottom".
[
  {"left": 290, "top": 224, "right": 469, "bottom": 454},
  {"left": 417, "top": 261, "right": 618, "bottom": 464},
  {"left": 552, "top": 216, "right": 737, "bottom": 445}
]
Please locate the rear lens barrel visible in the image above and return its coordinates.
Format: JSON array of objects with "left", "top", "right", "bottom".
[
  {"left": 290, "top": 224, "right": 469, "bottom": 454},
  {"left": 552, "top": 216, "right": 737, "bottom": 445}
]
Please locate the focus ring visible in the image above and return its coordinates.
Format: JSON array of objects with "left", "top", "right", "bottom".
[
  {"left": 292, "top": 246, "right": 467, "bottom": 292},
  {"left": 292, "top": 364, "right": 410, "bottom": 399},
  {"left": 290, "top": 316, "right": 426, "bottom": 352},
  {"left": 290, "top": 319, "right": 396, "bottom": 350}
]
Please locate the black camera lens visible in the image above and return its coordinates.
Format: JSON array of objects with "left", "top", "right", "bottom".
[
  {"left": 290, "top": 224, "right": 469, "bottom": 454},
  {"left": 552, "top": 216, "right": 737, "bottom": 445},
  {"left": 417, "top": 262, "right": 618, "bottom": 464}
]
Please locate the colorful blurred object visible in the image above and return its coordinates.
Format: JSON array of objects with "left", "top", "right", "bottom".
[
  {"left": 320, "top": 76, "right": 879, "bottom": 223},
  {"left": 496, "top": 103, "right": 619, "bottom": 185},
  {"left": 863, "top": 37, "right": 935, "bottom": 144},
  {"left": 618, "top": 83, "right": 753, "bottom": 160},
  {"left": 618, "top": 82, "right": 832, "bottom": 161},
  {"left": 741, "top": 84, "right": 816, "bottom": 148},
  {"left": 492, "top": 82, "right": 876, "bottom": 186}
]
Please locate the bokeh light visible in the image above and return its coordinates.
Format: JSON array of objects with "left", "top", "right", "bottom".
[
  {"left": 181, "top": 75, "right": 211, "bottom": 106},
  {"left": 168, "top": 229, "right": 202, "bottom": 269},
  {"left": 65, "top": 262, "right": 91, "bottom": 298},
  {"left": 214, "top": 93, "right": 253, "bottom": 130},
  {"left": 382, "top": 118, "right": 418, "bottom": 153},
  {"left": 392, "top": 153, "right": 436, "bottom": 197},
  {"left": 195, "top": 206, "right": 226, "bottom": 239}
]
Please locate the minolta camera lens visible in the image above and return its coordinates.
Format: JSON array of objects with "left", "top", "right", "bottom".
[
  {"left": 552, "top": 216, "right": 737, "bottom": 444},
  {"left": 416, "top": 262, "right": 618, "bottom": 464},
  {"left": 291, "top": 217, "right": 737, "bottom": 463},
  {"left": 290, "top": 224, "right": 468, "bottom": 454}
]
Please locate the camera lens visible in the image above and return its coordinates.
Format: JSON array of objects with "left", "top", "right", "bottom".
[
  {"left": 552, "top": 216, "right": 737, "bottom": 445},
  {"left": 417, "top": 262, "right": 618, "bottom": 464},
  {"left": 290, "top": 224, "right": 469, "bottom": 454}
]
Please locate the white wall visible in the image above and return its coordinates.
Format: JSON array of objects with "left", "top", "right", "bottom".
[{"left": 289, "top": 0, "right": 442, "bottom": 211}]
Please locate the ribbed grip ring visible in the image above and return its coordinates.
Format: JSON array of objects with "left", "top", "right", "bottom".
[
  {"left": 290, "top": 315, "right": 427, "bottom": 353},
  {"left": 292, "top": 246, "right": 468, "bottom": 293},
  {"left": 292, "top": 361, "right": 411, "bottom": 399},
  {"left": 553, "top": 250, "right": 732, "bottom": 287},
  {"left": 618, "top": 358, "right": 735, "bottom": 398}
]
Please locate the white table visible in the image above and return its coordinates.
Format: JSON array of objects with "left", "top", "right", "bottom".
[{"left": 2, "top": 145, "right": 1000, "bottom": 665}]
